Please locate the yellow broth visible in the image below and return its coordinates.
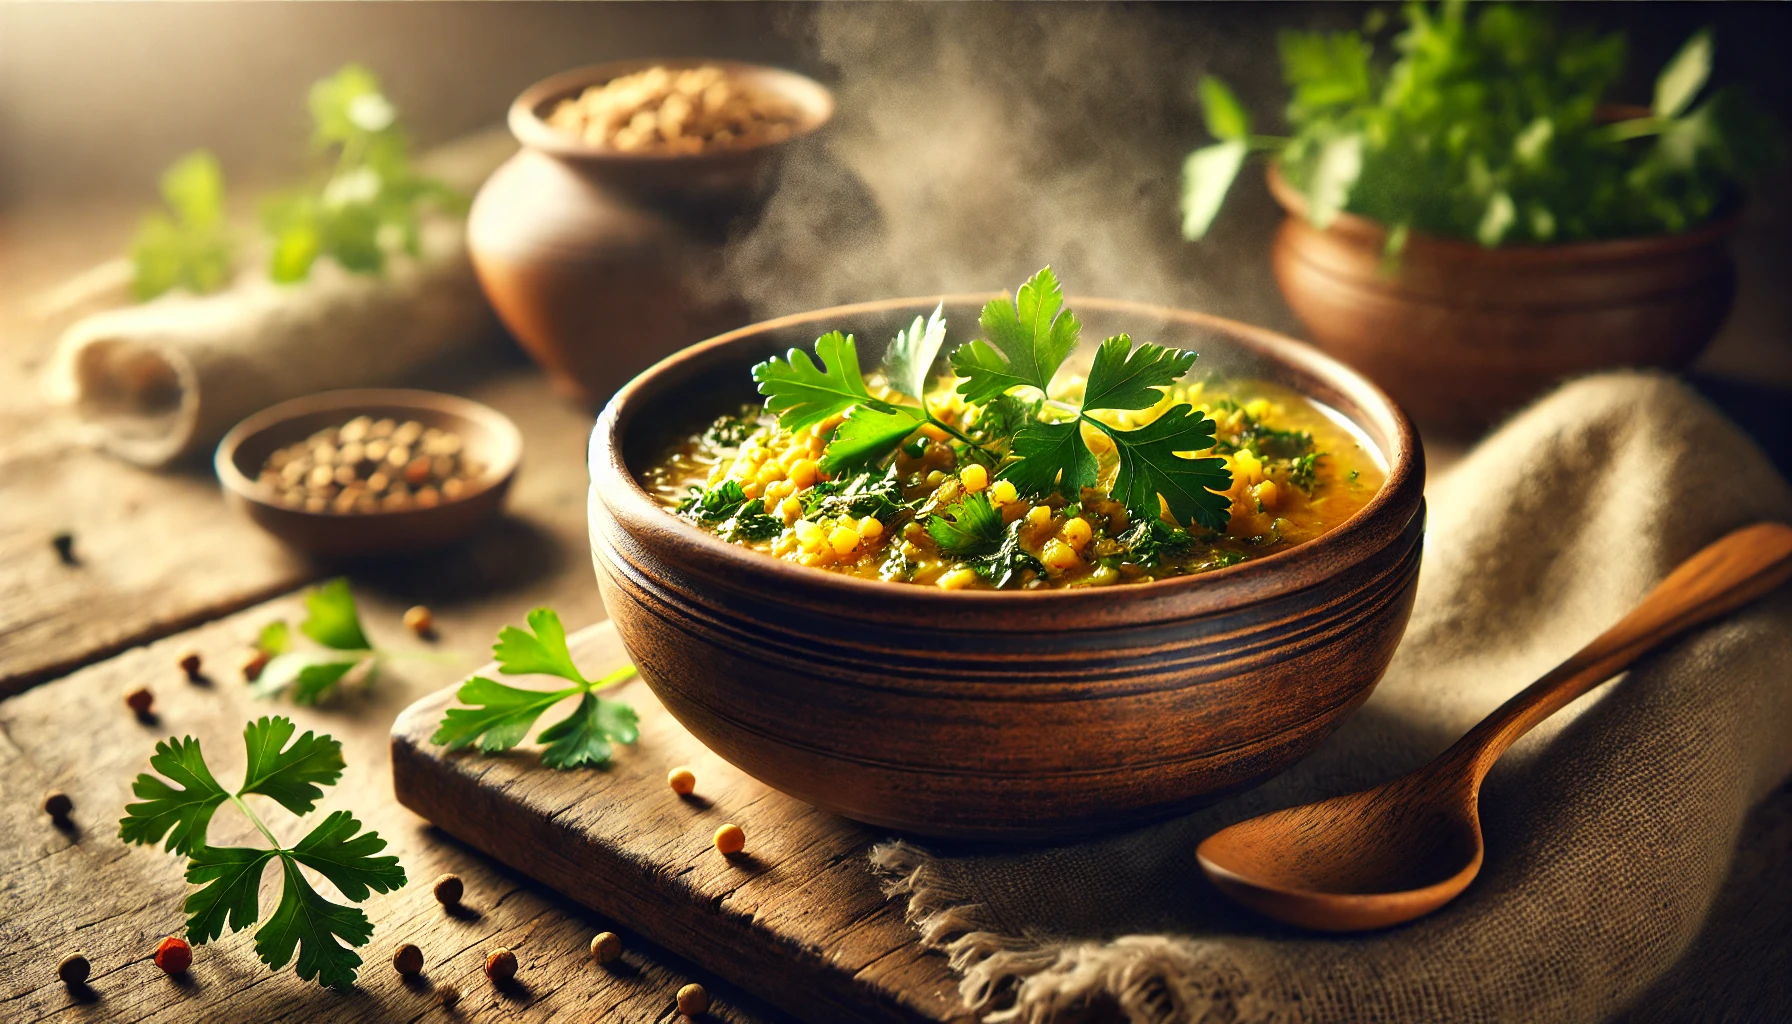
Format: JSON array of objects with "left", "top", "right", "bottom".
[{"left": 642, "top": 378, "right": 1385, "bottom": 590}]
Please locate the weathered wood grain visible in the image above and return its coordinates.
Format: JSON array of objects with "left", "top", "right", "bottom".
[
  {"left": 392, "top": 622, "right": 971, "bottom": 1024},
  {"left": 0, "top": 594, "right": 787, "bottom": 1024}
]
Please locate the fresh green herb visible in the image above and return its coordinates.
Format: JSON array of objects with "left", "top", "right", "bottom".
[
  {"left": 880, "top": 303, "right": 950, "bottom": 401},
  {"left": 431, "top": 608, "right": 639, "bottom": 769},
  {"left": 119, "top": 716, "right": 404, "bottom": 989},
  {"left": 926, "top": 492, "right": 1004, "bottom": 556},
  {"left": 1287, "top": 452, "right": 1322, "bottom": 492},
  {"left": 702, "top": 410, "right": 761, "bottom": 448},
  {"left": 130, "top": 150, "right": 234, "bottom": 301},
  {"left": 715, "top": 499, "right": 784, "bottom": 542},
  {"left": 1118, "top": 518, "right": 1197, "bottom": 568},
  {"left": 970, "top": 520, "right": 1045, "bottom": 587},
  {"left": 262, "top": 65, "right": 465, "bottom": 283},
  {"left": 678, "top": 480, "right": 751, "bottom": 523},
  {"left": 1184, "top": 3, "right": 1783, "bottom": 248},
  {"left": 801, "top": 467, "right": 908, "bottom": 523},
  {"left": 252, "top": 579, "right": 380, "bottom": 705}
]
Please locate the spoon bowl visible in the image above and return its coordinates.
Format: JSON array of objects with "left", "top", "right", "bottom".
[{"left": 1197, "top": 521, "right": 1792, "bottom": 931}]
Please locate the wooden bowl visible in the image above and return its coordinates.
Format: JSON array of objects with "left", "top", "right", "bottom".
[
  {"left": 1267, "top": 164, "right": 1739, "bottom": 434},
  {"left": 588, "top": 298, "right": 1425, "bottom": 839},
  {"left": 216, "top": 389, "right": 522, "bottom": 559}
]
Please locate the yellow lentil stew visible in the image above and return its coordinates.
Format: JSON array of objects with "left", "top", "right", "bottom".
[{"left": 642, "top": 269, "right": 1384, "bottom": 590}]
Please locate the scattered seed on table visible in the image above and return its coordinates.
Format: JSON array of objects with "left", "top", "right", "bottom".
[
  {"left": 437, "top": 982, "right": 461, "bottom": 1007},
  {"left": 154, "top": 936, "right": 191, "bottom": 974},
  {"left": 177, "top": 650, "right": 202, "bottom": 681},
  {"left": 51, "top": 531, "right": 77, "bottom": 565},
  {"left": 484, "top": 947, "right": 517, "bottom": 983},
  {"left": 124, "top": 686, "right": 154, "bottom": 716},
  {"left": 713, "top": 823, "right": 745, "bottom": 855},
  {"left": 58, "top": 952, "right": 90, "bottom": 986},
  {"left": 677, "top": 982, "right": 711, "bottom": 1016},
  {"left": 403, "top": 606, "right": 434, "bottom": 637},
  {"left": 590, "top": 931, "right": 622, "bottom": 964},
  {"left": 242, "top": 648, "right": 271, "bottom": 682},
  {"left": 392, "top": 942, "right": 424, "bottom": 976},
  {"left": 43, "top": 790, "right": 73, "bottom": 821},
  {"left": 433, "top": 873, "right": 464, "bottom": 906},
  {"left": 668, "top": 766, "right": 697, "bottom": 796}
]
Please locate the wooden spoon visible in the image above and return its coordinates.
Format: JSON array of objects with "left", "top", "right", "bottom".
[{"left": 1197, "top": 521, "right": 1792, "bottom": 932}]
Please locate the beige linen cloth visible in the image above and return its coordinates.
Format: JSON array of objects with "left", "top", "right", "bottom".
[{"left": 872, "top": 371, "right": 1792, "bottom": 1024}]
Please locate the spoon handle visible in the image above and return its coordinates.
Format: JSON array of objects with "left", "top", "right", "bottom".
[{"left": 1442, "top": 521, "right": 1792, "bottom": 785}]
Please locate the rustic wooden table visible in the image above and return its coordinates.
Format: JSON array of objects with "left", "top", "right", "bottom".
[{"left": 0, "top": 207, "right": 795, "bottom": 1023}]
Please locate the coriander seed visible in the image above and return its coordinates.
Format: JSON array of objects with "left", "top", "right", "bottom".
[
  {"left": 713, "top": 823, "right": 745, "bottom": 856},
  {"left": 590, "top": 931, "right": 622, "bottom": 964},
  {"left": 403, "top": 606, "right": 434, "bottom": 637},
  {"left": 433, "top": 872, "right": 463, "bottom": 906},
  {"left": 177, "top": 650, "right": 203, "bottom": 681},
  {"left": 124, "top": 686, "right": 154, "bottom": 716},
  {"left": 43, "top": 790, "right": 73, "bottom": 821},
  {"left": 242, "top": 648, "right": 271, "bottom": 682},
  {"left": 154, "top": 936, "right": 192, "bottom": 974},
  {"left": 58, "top": 952, "right": 90, "bottom": 986},
  {"left": 676, "top": 982, "right": 711, "bottom": 1016},
  {"left": 484, "top": 946, "right": 517, "bottom": 983},
  {"left": 392, "top": 942, "right": 424, "bottom": 976},
  {"left": 667, "top": 766, "right": 697, "bottom": 796}
]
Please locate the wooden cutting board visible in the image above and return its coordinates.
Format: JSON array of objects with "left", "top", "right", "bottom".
[{"left": 390, "top": 621, "right": 973, "bottom": 1024}]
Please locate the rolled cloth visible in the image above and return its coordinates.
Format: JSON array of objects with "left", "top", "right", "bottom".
[
  {"left": 46, "top": 132, "right": 513, "bottom": 468},
  {"left": 872, "top": 372, "right": 1792, "bottom": 1024}
]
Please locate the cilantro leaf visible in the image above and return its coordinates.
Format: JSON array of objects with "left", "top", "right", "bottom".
[
  {"left": 255, "top": 858, "right": 373, "bottom": 990},
  {"left": 431, "top": 675, "right": 578, "bottom": 753},
  {"left": 239, "top": 717, "right": 345, "bottom": 816},
  {"left": 130, "top": 150, "right": 234, "bottom": 301},
  {"left": 493, "top": 607, "right": 587, "bottom": 685},
  {"left": 1653, "top": 29, "right": 1712, "bottom": 119},
  {"left": 753, "top": 331, "right": 881, "bottom": 431},
  {"left": 952, "top": 267, "right": 1081, "bottom": 403},
  {"left": 678, "top": 480, "right": 750, "bottom": 523},
  {"left": 1181, "top": 141, "right": 1249, "bottom": 240},
  {"left": 1092, "top": 405, "right": 1233, "bottom": 531},
  {"left": 255, "top": 620, "right": 292, "bottom": 656},
  {"left": 1199, "top": 76, "right": 1252, "bottom": 142},
  {"left": 119, "top": 736, "right": 230, "bottom": 855},
  {"left": 802, "top": 467, "right": 907, "bottom": 522},
  {"left": 536, "top": 692, "right": 642, "bottom": 769},
  {"left": 299, "top": 578, "right": 371, "bottom": 651},
  {"left": 715, "top": 499, "right": 784, "bottom": 543},
  {"left": 925, "top": 493, "right": 1004, "bottom": 556},
  {"left": 881, "top": 304, "right": 949, "bottom": 400},
  {"left": 970, "top": 520, "right": 1043, "bottom": 589},
  {"left": 185, "top": 845, "right": 278, "bottom": 945},
  {"left": 250, "top": 651, "right": 367, "bottom": 705},
  {"left": 1081, "top": 336, "right": 1198, "bottom": 411},
  {"left": 999, "top": 420, "right": 1097, "bottom": 500},
  {"left": 1117, "top": 518, "right": 1196, "bottom": 568},
  {"left": 288, "top": 810, "right": 405, "bottom": 902},
  {"left": 821, "top": 403, "right": 924, "bottom": 474}
]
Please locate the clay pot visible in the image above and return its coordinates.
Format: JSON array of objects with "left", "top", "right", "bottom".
[
  {"left": 1267, "top": 165, "right": 1739, "bottom": 433},
  {"left": 468, "top": 61, "right": 834, "bottom": 403},
  {"left": 588, "top": 296, "right": 1425, "bottom": 839}
]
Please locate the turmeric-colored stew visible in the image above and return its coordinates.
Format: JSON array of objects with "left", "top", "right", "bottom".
[{"left": 643, "top": 270, "right": 1384, "bottom": 590}]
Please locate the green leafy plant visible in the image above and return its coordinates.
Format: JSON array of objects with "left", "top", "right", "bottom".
[
  {"left": 752, "top": 268, "right": 1233, "bottom": 533},
  {"left": 119, "top": 716, "right": 404, "bottom": 988},
  {"left": 262, "top": 64, "right": 466, "bottom": 283},
  {"left": 1183, "top": 1, "right": 1783, "bottom": 249},
  {"left": 252, "top": 579, "right": 387, "bottom": 704},
  {"left": 130, "top": 150, "right": 234, "bottom": 300},
  {"left": 432, "top": 608, "right": 639, "bottom": 769}
]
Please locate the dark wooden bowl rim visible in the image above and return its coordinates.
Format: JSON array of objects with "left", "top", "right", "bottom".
[
  {"left": 508, "top": 58, "right": 835, "bottom": 165},
  {"left": 592, "top": 295, "right": 1423, "bottom": 622},
  {"left": 216, "top": 387, "right": 523, "bottom": 521},
  {"left": 1265, "top": 163, "right": 1739, "bottom": 262}
]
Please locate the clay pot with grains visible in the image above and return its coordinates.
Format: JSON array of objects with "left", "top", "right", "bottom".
[
  {"left": 468, "top": 60, "right": 834, "bottom": 403},
  {"left": 1267, "top": 165, "right": 1739, "bottom": 434}
]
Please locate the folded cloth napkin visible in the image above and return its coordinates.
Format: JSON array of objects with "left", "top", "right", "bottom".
[
  {"left": 872, "top": 371, "right": 1792, "bottom": 1024},
  {"left": 44, "top": 131, "right": 514, "bottom": 468}
]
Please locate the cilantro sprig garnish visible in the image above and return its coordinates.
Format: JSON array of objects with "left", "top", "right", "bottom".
[
  {"left": 119, "top": 716, "right": 405, "bottom": 989},
  {"left": 130, "top": 150, "right": 234, "bottom": 301},
  {"left": 751, "top": 267, "right": 1232, "bottom": 533},
  {"left": 432, "top": 608, "right": 639, "bottom": 769},
  {"left": 252, "top": 579, "right": 383, "bottom": 705}
]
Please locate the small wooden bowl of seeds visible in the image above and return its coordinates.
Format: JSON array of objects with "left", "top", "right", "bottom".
[{"left": 216, "top": 389, "right": 521, "bottom": 558}]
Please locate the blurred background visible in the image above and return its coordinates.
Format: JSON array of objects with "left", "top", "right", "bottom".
[{"left": 2, "top": 1, "right": 1788, "bottom": 395}]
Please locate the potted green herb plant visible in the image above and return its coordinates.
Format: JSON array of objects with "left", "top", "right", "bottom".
[{"left": 1183, "top": 2, "right": 1781, "bottom": 430}]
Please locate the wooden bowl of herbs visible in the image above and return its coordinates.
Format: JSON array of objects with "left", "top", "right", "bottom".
[
  {"left": 588, "top": 276, "right": 1425, "bottom": 839},
  {"left": 217, "top": 389, "right": 521, "bottom": 559}
]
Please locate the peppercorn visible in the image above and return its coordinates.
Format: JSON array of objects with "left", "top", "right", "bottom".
[
  {"left": 677, "top": 982, "right": 711, "bottom": 1016},
  {"left": 433, "top": 873, "right": 463, "bottom": 906},
  {"left": 154, "top": 936, "right": 191, "bottom": 974},
  {"left": 124, "top": 686, "right": 154, "bottom": 716},
  {"left": 242, "top": 648, "right": 271, "bottom": 682},
  {"left": 667, "top": 766, "right": 697, "bottom": 796},
  {"left": 484, "top": 946, "right": 517, "bottom": 983},
  {"left": 590, "top": 931, "right": 622, "bottom": 965},
  {"left": 58, "top": 952, "right": 90, "bottom": 986},
  {"left": 403, "top": 605, "right": 434, "bottom": 637},
  {"left": 437, "top": 982, "right": 461, "bottom": 1007},
  {"left": 392, "top": 942, "right": 424, "bottom": 976},
  {"left": 713, "top": 823, "right": 745, "bottom": 856},
  {"left": 177, "top": 650, "right": 202, "bottom": 681},
  {"left": 52, "top": 532, "right": 77, "bottom": 565},
  {"left": 43, "top": 790, "right": 73, "bottom": 821}
]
